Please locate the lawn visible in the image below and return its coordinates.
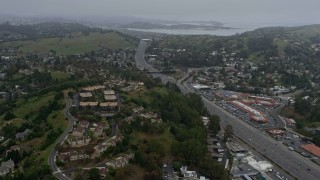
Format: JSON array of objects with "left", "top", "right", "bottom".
[{"left": 1, "top": 32, "right": 137, "bottom": 55}]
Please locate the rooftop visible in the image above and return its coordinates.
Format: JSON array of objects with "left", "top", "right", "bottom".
[
  {"left": 104, "top": 95, "right": 117, "bottom": 101},
  {"left": 79, "top": 92, "right": 93, "bottom": 98},
  {"left": 80, "top": 102, "right": 99, "bottom": 106},
  {"left": 103, "top": 90, "right": 115, "bottom": 95},
  {"left": 301, "top": 144, "right": 320, "bottom": 157},
  {"left": 100, "top": 102, "right": 118, "bottom": 107}
]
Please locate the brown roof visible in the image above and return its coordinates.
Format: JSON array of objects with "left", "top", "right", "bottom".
[
  {"left": 73, "top": 126, "right": 85, "bottom": 134},
  {"left": 80, "top": 102, "right": 99, "bottom": 106},
  {"left": 79, "top": 120, "right": 89, "bottom": 128},
  {"left": 104, "top": 95, "right": 117, "bottom": 101},
  {"left": 103, "top": 90, "right": 115, "bottom": 95},
  {"left": 100, "top": 102, "right": 118, "bottom": 107},
  {"left": 301, "top": 144, "right": 320, "bottom": 157},
  {"left": 82, "top": 85, "right": 106, "bottom": 91},
  {"left": 79, "top": 92, "right": 93, "bottom": 98}
]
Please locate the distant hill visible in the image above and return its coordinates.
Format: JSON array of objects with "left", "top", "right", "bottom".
[
  {"left": 0, "top": 22, "right": 101, "bottom": 39},
  {"left": 120, "top": 21, "right": 227, "bottom": 30},
  {"left": 0, "top": 22, "right": 138, "bottom": 55}
]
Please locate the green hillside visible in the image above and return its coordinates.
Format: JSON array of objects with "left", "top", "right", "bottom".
[{"left": 2, "top": 32, "right": 137, "bottom": 55}]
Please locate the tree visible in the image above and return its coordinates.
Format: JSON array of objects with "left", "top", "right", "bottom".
[
  {"left": 208, "top": 115, "right": 221, "bottom": 135},
  {"left": 88, "top": 168, "right": 101, "bottom": 180},
  {"left": 224, "top": 125, "right": 234, "bottom": 142},
  {"left": 171, "top": 109, "right": 181, "bottom": 123},
  {"left": 4, "top": 112, "right": 16, "bottom": 121},
  {"left": 294, "top": 96, "right": 311, "bottom": 116},
  {"left": 199, "top": 157, "right": 228, "bottom": 180},
  {"left": 6, "top": 150, "right": 20, "bottom": 163}
]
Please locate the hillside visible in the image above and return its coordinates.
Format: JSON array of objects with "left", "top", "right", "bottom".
[{"left": 1, "top": 32, "right": 137, "bottom": 55}]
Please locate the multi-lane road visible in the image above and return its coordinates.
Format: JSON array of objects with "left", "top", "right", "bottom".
[
  {"left": 48, "top": 95, "right": 76, "bottom": 180},
  {"left": 135, "top": 40, "right": 320, "bottom": 180}
]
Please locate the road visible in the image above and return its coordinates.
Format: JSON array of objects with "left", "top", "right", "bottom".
[
  {"left": 135, "top": 40, "right": 320, "bottom": 180},
  {"left": 269, "top": 100, "right": 287, "bottom": 128},
  {"left": 48, "top": 95, "right": 76, "bottom": 180}
]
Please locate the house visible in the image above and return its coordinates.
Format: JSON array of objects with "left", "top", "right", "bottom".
[
  {"left": 99, "top": 168, "right": 108, "bottom": 178},
  {"left": 67, "top": 136, "right": 91, "bottom": 147},
  {"left": 72, "top": 126, "right": 86, "bottom": 137},
  {"left": 6, "top": 145, "right": 20, "bottom": 156},
  {"left": 180, "top": 166, "right": 198, "bottom": 180},
  {"left": 105, "top": 154, "right": 134, "bottom": 169},
  {"left": 15, "top": 129, "right": 31, "bottom": 140},
  {"left": 140, "top": 112, "right": 158, "bottom": 120},
  {"left": 0, "top": 92, "right": 9, "bottom": 99},
  {"left": 69, "top": 151, "right": 90, "bottom": 161},
  {"left": 92, "top": 136, "right": 123, "bottom": 158},
  {"left": 58, "top": 152, "right": 71, "bottom": 162},
  {"left": 89, "top": 123, "right": 107, "bottom": 138},
  {"left": 140, "top": 112, "right": 162, "bottom": 123},
  {"left": 133, "top": 106, "right": 144, "bottom": 114},
  {"left": 79, "top": 120, "right": 89, "bottom": 129},
  {"left": 0, "top": 159, "right": 14, "bottom": 176}
]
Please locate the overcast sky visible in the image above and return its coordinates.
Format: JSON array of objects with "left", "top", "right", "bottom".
[{"left": 1, "top": 0, "right": 320, "bottom": 25}]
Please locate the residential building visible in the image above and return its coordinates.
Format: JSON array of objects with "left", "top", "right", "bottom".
[
  {"left": 72, "top": 126, "right": 86, "bottom": 137},
  {"left": 180, "top": 166, "right": 198, "bottom": 180},
  {"left": 15, "top": 129, "right": 31, "bottom": 140},
  {"left": 79, "top": 120, "right": 89, "bottom": 129},
  {"left": 0, "top": 159, "right": 14, "bottom": 176},
  {"left": 92, "top": 136, "right": 123, "bottom": 158},
  {"left": 105, "top": 154, "right": 134, "bottom": 169},
  {"left": 67, "top": 136, "right": 91, "bottom": 147},
  {"left": 79, "top": 102, "right": 99, "bottom": 110},
  {"left": 69, "top": 151, "right": 90, "bottom": 161}
]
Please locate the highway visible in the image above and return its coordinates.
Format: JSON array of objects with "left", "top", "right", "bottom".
[
  {"left": 48, "top": 95, "right": 76, "bottom": 180},
  {"left": 135, "top": 40, "right": 320, "bottom": 180}
]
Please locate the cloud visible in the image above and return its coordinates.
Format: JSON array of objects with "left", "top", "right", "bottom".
[{"left": 0, "top": 0, "right": 319, "bottom": 24}]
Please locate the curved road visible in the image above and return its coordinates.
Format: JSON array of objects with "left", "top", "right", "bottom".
[
  {"left": 48, "top": 95, "right": 76, "bottom": 180},
  {"left": 135, "top": 40, "right": 320, "bottom": 180}
]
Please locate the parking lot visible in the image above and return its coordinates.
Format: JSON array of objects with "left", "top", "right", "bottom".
[{"left": 217, "top": 101, "right": 279, "bottom": 129}]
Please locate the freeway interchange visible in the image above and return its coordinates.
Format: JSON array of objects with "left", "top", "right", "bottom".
[{"left": 135, "top": 40, "right": 320, "bottom": 180}]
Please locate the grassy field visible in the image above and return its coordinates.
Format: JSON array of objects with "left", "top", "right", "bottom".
[
  {"left": 2, "top": 32, "right": 136, "bottom": 55},
  {"left": 51, "top": 71, "right": 71, "bottom": 80},
  {"left": 13, "top": 93, "right": 55, "bottom": 118},
  {"left": 131, "top": 127, "right": 174, "bottom": 162},
  {"left": 47, "top": 110, "right": 68, "bottom": 130}
]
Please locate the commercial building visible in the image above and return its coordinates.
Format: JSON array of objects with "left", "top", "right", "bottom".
[
  {"left": 301, "top": 144, "right": 320, "bottom": 157},
  {"left": 193, "top": 84, "right": 210, "bottom": 91},
  {"left": 231, "top": 101, "right": 268, "bottom": 123},
  {"left": 228, "top": 142, "right": 247, "bottom": 154},
  {"left": 267, "top": 128, "right": 286, "bottom": 137}
]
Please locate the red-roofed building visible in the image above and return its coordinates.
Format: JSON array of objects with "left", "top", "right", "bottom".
[
  {"left": 301, "top": 144, "right": 320, "bottom": 157},
  {"left": 267, "top": 128, "right": 286, "bottom": 136},
  {"left": 285, "top": 118, "right": 296, "bottom": 127}
]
